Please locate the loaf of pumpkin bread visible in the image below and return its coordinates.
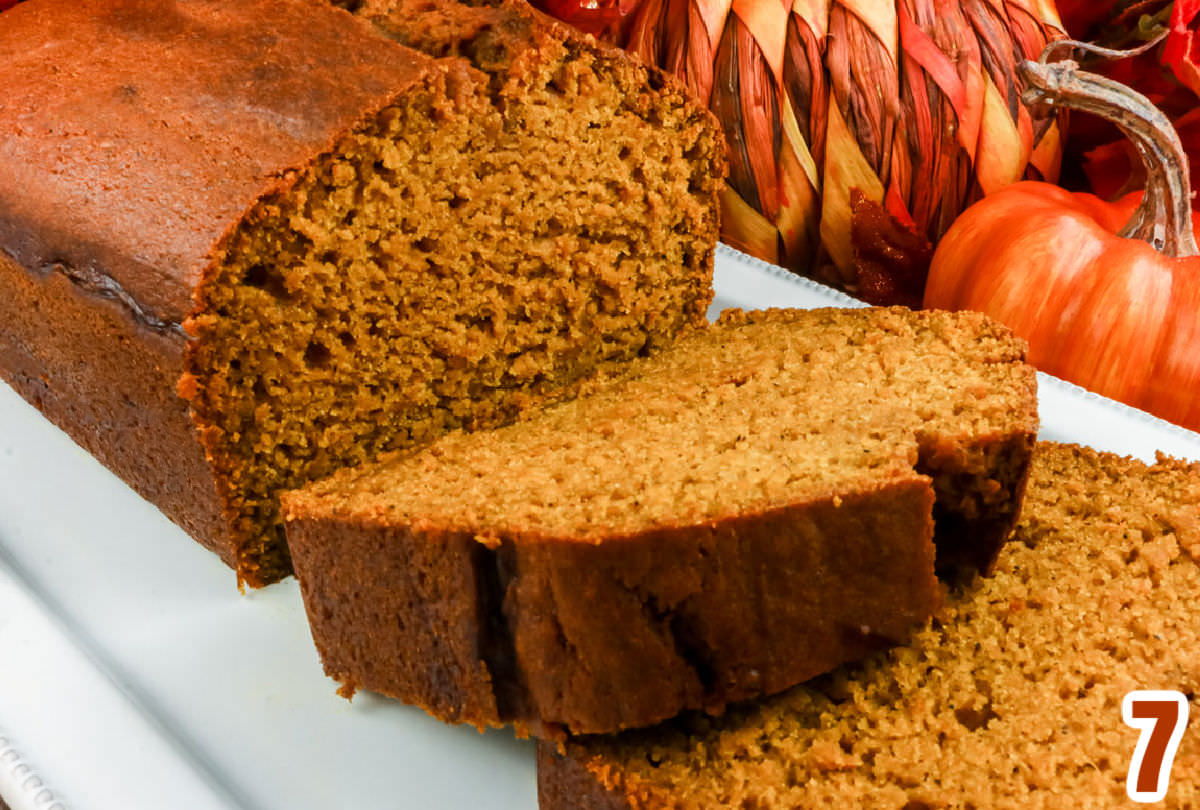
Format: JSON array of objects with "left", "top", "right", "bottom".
[
  {"left": 0, "top": 0, "right": 723, "bottom": 586},
  {"left": 282, "top": 307, "right": 1038, "bottom": 737},
  {"left": 539, "top": 443, "right": 1200, "bottom": 808}
]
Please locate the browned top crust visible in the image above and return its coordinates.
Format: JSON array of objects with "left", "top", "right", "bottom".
[
  {"left": 348, "top": 0, "right": 528, "bottom": 62},
  {"left": 351, "top": 0, "right": 620, "bottom": 76},
  {"left": 0, "top": 0, "right": 431, "bottom": 325}
]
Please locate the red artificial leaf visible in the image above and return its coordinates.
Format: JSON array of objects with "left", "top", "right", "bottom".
[
  {"left": 1083, "top": 105, "right": 1200, "bottom": 208},
  {"left": 1164, "top": 0, "right": 1200, "bottom": 97},
  {"left": 1082, "top": 139, "right": 1142, "bottom": 201}
]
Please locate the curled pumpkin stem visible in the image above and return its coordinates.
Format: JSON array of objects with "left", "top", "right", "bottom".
[{"left": 1019, "top": 53, "right": 1198, "bottom": 258}]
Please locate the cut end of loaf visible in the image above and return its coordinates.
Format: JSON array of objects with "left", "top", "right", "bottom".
[{"left": 182, "top": 10, "right": 724, "bottom": 586}]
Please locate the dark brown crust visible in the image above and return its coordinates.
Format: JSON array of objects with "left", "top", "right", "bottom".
[
  {"left": 288, "top": 517, "right": 505, "bottom": 726},
  {"left": 285, "top": 476, "right": 941, "bottom": 736},
  {"left": 0, "top": 250, "right": 234, "bottom": 563},
  {"left": 537, "top": 743, "right": 637, "bottom": 810},
  {"left": 355, "top": 0, "right": 657, "bottom": 87}
]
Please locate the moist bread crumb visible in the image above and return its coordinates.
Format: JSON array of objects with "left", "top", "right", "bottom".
[
  {"left": 539, "top": 442, "right": 1200, "bottom": 809},
  {"left": 283, "top": 306, "right": 1038, "bottom": 737}
]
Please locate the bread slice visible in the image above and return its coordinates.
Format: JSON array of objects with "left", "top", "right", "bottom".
[
  {"left": 282, "top": 307, "right": 1038, "bottom": 737},
  {"left": 540, "top": 442, "right": 1200, "bottom": 808},
  {"left": 0, "top": 0, "right": 722, "bottom": 586}
]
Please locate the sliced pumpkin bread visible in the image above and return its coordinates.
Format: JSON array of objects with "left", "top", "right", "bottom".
[
  {"left": 282, "top": 307, "right": 1038, "bottom": 737},
  {"left": 539, "top": 442, "right": 1200, "bottom": 808}
]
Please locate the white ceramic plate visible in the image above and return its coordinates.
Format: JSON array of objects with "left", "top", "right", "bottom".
[{"left": 3, "top": 246, "right": 1199, "bottom": 810}]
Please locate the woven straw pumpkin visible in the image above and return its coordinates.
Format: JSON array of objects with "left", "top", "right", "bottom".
[{"left": 537, "top": 0, "right": 1066, "bottom": 305}]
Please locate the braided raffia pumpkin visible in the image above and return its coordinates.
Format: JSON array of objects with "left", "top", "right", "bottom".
[{"left": 534, "top": 0, "right": 1067, "bottom": 306}]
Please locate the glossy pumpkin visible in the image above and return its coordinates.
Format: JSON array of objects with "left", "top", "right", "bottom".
[{"left": 925, "top": 51, "right": 1200, "bottom": 431}]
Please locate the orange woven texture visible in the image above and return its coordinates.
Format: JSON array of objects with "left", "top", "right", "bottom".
[{"left": 616, "top": 0, "right": 1065, "bottom": 301}]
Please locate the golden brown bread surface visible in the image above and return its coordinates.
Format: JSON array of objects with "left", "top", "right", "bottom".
[
  {"left": 0, "top": 0, "right": 723, "bottom": 586},
  {"left": 283, "top": 306, "right": 1038, "bottom": 737},
  {"left": 539, "top": 442, "right": 1200, "bottom": 809}
]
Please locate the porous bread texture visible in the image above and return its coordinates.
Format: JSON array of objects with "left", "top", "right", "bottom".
[
  {"left": 184, "top": 7, "right": 722, "bottom": 586},
  {"left": 283, "top": 306, "right": 1038, "bottom": 737},
  {"left": 291, "top": 307, "right": 1034, "bottom": 543},
  {"left": 539, "top": 442, "right": 1200, "bottom": 810}
]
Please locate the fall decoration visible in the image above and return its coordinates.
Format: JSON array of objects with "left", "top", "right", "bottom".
[
  {"left": 925, "top": 48, "right": 1200, "bottom": 431},
  {"left": 1056, "top": 0, "right": 1200, "bottom": 205},
  {"left": 532, "top": 0, "right": 1066, "bottom": 305}
]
